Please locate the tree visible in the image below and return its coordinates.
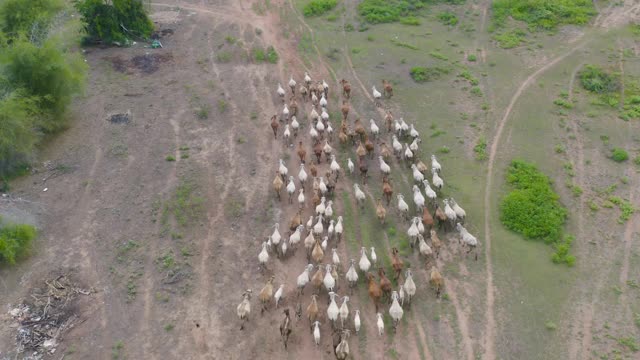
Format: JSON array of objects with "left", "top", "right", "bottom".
[
  {"left": 74, "top": 0, "right": 154, "bottom": 44},
  {"left": 0, "top": 0, "right": 63, "bottom": 41},
  {"left": 0, "top": 91, "right": 39, "bottom": 175}
]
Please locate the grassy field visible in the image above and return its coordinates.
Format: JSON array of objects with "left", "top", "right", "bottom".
[{"left": 287, "top": 0, "right": 640, "bottom": 358}]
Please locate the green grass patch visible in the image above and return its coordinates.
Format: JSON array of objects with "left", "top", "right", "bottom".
[
  {"left": 400, "top": 16, "right": 421, "bottom": 25},
  {"left": 390, "top": 39, "right": 419, "bottom": 50},
  {"left": 474, "top": 137, "right": 487, "bottom": 160},
  {"left": 409, "top": 66, "right": 450, "bottom": 83},
  {"left": 492, "top": 0, "right": 596, "bottom": 31},
  {"left": 553, "top": 98, "right": 573, "bottom": 109},
  {"left": 253, "top": 46, "right": 279, "bottom": 64},
  {"left": 608, "top": 196, "right": 635, "bottom": 224},
  {"left": 437, "top": 11, "right": 458, "bottom": 26},
  {"left": 429, "top": 51, "right": 448, "bottom": 61},
  {"left": 467, "top": 54, "right": 477, "bottom": 62},
  {"left": 303, "top": 0, "right": 338, "bottom": 17},
  {"left": 494, "top": 29, "right": 526, "bottom": 48},
  {"left": 500, "top": 160, "right": 567, "bottom": 243},
  {"left": 357, "top": 0, "right": 425, "bottom": 24},
  {"left": 551, "top": 234, "right": 575, "bottom": 266},
  {"left": 458, "top": 70, "right": 479, "bottom": 85},
  {"left": 0, "top": 219, "right": 37, "bottom": 265}
]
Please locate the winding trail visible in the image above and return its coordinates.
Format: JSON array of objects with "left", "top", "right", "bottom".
[{"left": 482, "top": 43, "right": 586, "bottom": 359}]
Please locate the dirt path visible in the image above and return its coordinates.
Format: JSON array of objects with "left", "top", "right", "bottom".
[{"left": 482, "top": 41, "right": 586, "bottom": 359}]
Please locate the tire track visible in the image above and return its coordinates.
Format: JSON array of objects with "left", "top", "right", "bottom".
[{"left": 482, "top": 42, "right": 586, "bottom": 360}]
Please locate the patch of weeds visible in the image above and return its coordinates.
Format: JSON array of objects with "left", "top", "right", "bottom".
[
  {"left": 634, "top": 156, "right": 640, "bottom": 166},
  {"left": 545, "top": 321, "right": 557, "bottom": 330},
  {"left": 474, "top": 137, "right": 487, "bottom": 160},
  {"left": 326, "top": 47, "right": 341, "bottom": 61},
  {"left": 165, "top": 155, "right": 176, "bottom": 162},
  {"left": 438, "top": 146, "right": 450, "bottom": 154},
  {"left": 431, "top": 130, "right": 446, "bottom": 138},
  {"left": 367, "top": 35, "right": 375, "bottom": 41},
  {"left": 237, "top": 136, "right": 246, "bottom": 144},
  {"left": 554, "top": 98, "right": 573, "bottom": 109},
  {"left": 126, "top": 279, "right": 137, "bottom": 301},
  {"left": 196, "top": 104, "right": 210, "bottom": 119},
  {"left": 218, "top": 99, "right": 228, "bottom": 113},
  {"left": 164, "top": 323, "right": 175, "bottom": 331},
  {"left": 181, "top": 153, "right": 189, "bottom": 159},
  {"left": 157, "top": 251, "right": 176, "bottom": 270},
  {"left": 344, "top": 23, "right": 355, "bottom": 31},
  {"left": 112, "top": 341, "right": 124, "bottom": 359},
  {"left": 400, "top": 16, "right": 421, "bottom": 25},
  {"left": 437, "top": 11, "right": 458, "bottom": 26},
  {"left": 494, "top": 29, "right": 526, "bottom": 49},
  {"left": 390, "top": 39, "right": 419, "bottom": 50},
  {"left": 326, "top": 14, "right": 337, "bottom": 21},
  {"left": 170, "top": 232, "right": 183, "bottom": 240},
  {"left": 441, "top": 293, "right": 450, "bottom": 301},
  {"left": 303, "top": 0, "right": 337, "bottom": 17},
  {"left": 429, "top": 51, "right": 448, "bottom": 61},
  {"left": 621, "top": 176, "right": 629, "bottom": 184},
  {"left": 458, "top": 70, "right": 479, "bottom": 85},
  {"left": 571, "top": 185, "right": 583, "bottom": 197},
  {"left": 611, "top": 148, "right": 629, "bottom": 162},
  {"left": 551, "top": 234, "right": 576, "bottom": 267},
  {"left": 470, "top": 86, "right": 483, "bottom": 96},
  {"left": 224, "top": 197, "right": 245, "bottom": 219},
  {"left": 587, "top": 200, "right": 599, "bottom": 211},
  {"left": 216, "top": 51, "right": 232, "bottom": 63},
  {"left": 617, "top": 337, "right": 639, "bottom": 352},
  {"left": 266, "top": 46, "right": 279, "bottom": 63},
  {"left": 554, "top": 145, "right": 566, "bottom": 154},
  {"left": 608, "top": 196, "right": 635, "bottom": 223},
  {"left": 467, "top": 54, "right": 477, "bottom": 62},
  {"left": 225, "top": 35, "right": 236, "bottom": 44},
  {"left": 410, "top": 66, "right": 449, "bottom": 83},
  {"left": 155, "top": 291, "right": 170, "bottom": 303},
  {"left": 171, "top": 181, "right": 205, "bottom": 227},
  {"left": 580, "top": 65, "right": 620, "bottom": 94}
]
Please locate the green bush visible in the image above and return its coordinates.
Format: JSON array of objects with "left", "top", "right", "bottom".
[
  {"left": 0, "top": 92, "right": 39, "bottom": 175},
  {"left": 611, "top": 148, "right": 629, "bottom": 162},
  {"left": 410, "top": 66, "right": 449, "bottom": 82},
  {"left": 3, "top": 38, "right": 87, "bottom": 130},
  {"left": 492, "top": 0, "right": 596, "bottom": 31},
  {"left": 0, "top": 219, "right": 37, "bottom": 265},
  {"left": 500, "top": 160, "right": 567, "bottom": 243},
  {"left": 303, "top": 0, "right": 338, "bottom": 17},
  {"left": 357, "top": 0, "right": 423, "bottom": 23},
  {"left": 74, "top": 0, "right": 154, "bottom": 44},
  {"left": 266, "top": 46, "right": 279, "bottom": 64},
  {"left": 467, "top": 54, "right": 477, "bottom": 62},
  {"left": 0, "top": 0, "right": 63, "bottom": 40},
  {"left": 437, "top": 11, "right": 459, "bottom": 26},
  {"left": 579, "top": 65, "right": 620, "bottom": 94}
]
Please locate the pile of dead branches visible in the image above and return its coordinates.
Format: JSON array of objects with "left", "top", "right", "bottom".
[{"left": 8, "top": 274, "right": 91, "bottom": 358}]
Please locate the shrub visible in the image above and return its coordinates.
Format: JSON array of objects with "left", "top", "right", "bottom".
[
  {"left": 474, "top": 137, "right": 487, "bottom": 160},
  {"left": 467, "top": 54, "right": 477, "bottom": 62},
  {"left": 410, "top": 66, "right": 449, "bottom": 82},
  {"left": 500, "top": 160, "right": 567, "bottom": 243},
  {"left": 303, "top": 0, "right": 338, "bottom": 17},
  {"left": 3, "top": 38, "right": 87, "bottom": 131},
  {"left": 611, "top": 148, "right": 629, "bottom": 162},
  {"left": 553, "top": 98, "right": 573, "bottom": 109},
  {"left": 74, "top": 0, "right": 154, "bottom": 44},
  {"left": 0, "top": 219, "right": 37, "bottom": 265},
  {"left": 437, "top": 11, "right": 459, "bottom": 26},
  {"left": 579, "top": 65, "right": 620, "bottom": 94}
]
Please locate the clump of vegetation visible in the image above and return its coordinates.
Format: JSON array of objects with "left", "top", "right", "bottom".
[
  {"left": 545, "top": 320, "right": 557, "bottom": 330},
  {"left": 553, "top": 98, "right": 573, "bottom": 109},
  {"left": 458, "top": 70, "right": 479, "bottom": 85},
  {"left": 494, "top": 29, "right": 526, "bottom": 48},
  {"left": 0, "top": 218, "right": 37, "bottom": 265},
  {"left": 470, "top": 86, "right": 483, "bottom": 96},
  {"left": 409, "top": 66, "right": 449, "bottom": 83},
  {"left": 357, "top": 0, "right": 422, "bottom": 23},
  {"left": 579, "top": 65, "right": 620, "bottom": 94},
  {"left": 500, "top": 160, "right": 567, "bottom": 243},
  {"left": 474, "top": 137, "right": 487, "bottom": 160},
  {"left": 400, "top": 16, "right": 421, "bottom": 25},
  {"left": 303, "top": 0, "right": 338, "bottom": 17},
  {"left": 437, "top": 11, "right": 458, "bottom": 26},
  {"left": 253, "top": 46, "right": 279, "bottom": 64},
  {"left": 0, "top": 0, "right": 87, "bottom": 177},
  {"left": 609, "top": 196, "right": 635, "bottom": 224},
  {"left": 390, "top": 39, "right": 419, "bottom": 50},
  {"left": 165, "top": 155, "right": 176, "bottom": 162},
  {"left": 492, "top": 0, "right": 596, "bottom": 31},
  {"left": 467, "top": 54, "right": 477, "bottom": 62},
  {"left": 429, "top": 51, "right": 448, "bottom": 61},
  {"left": 75, "top": 0, "right": 155, "bottom": 44},
  {"left": 611, "top": 148, "right": 629, "bottom": 162}
]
